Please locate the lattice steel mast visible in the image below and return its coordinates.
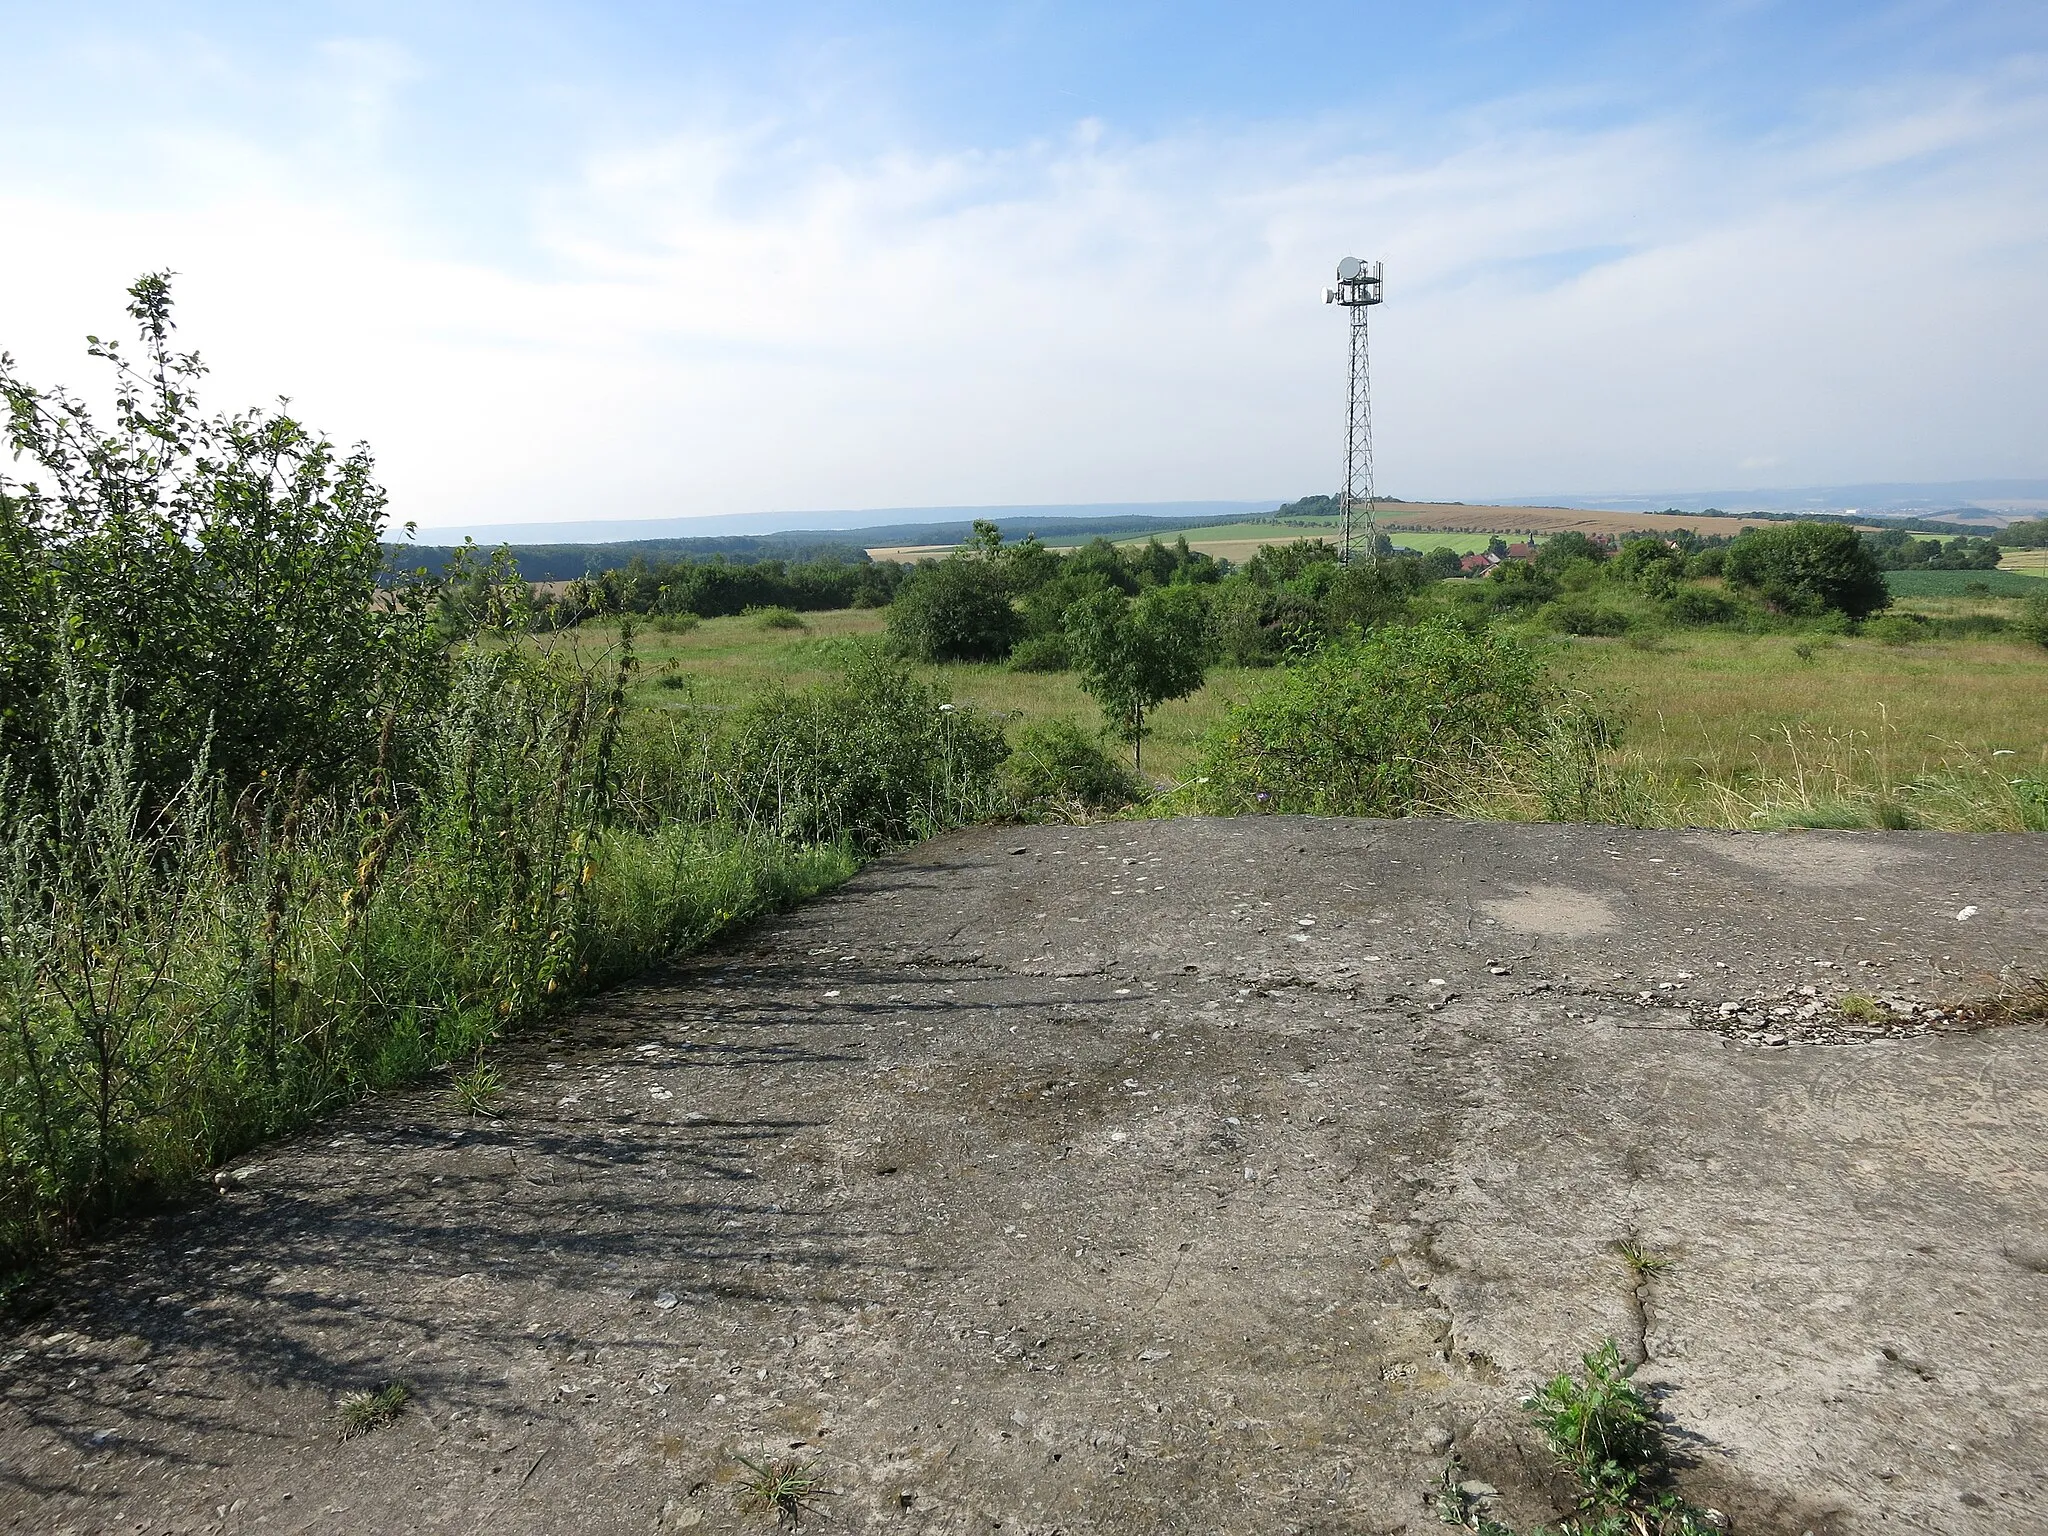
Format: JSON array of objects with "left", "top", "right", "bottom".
[{"left": 1325, "top": 258, "right": 1385, "bottom": 566}]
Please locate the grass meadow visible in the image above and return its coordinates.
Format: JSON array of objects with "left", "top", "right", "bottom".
[{"left": 581, "top": 584, "right": 2048, "bottom": 831}]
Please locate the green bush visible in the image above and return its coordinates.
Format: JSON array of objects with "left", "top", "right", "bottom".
[
  {"left": 885, "top": 556, "right": 1022, "bottom": 662},
  {"left": 1200, "top": 618, "right": 1554, "bottom": 815},
  {"left": 1663, "top": 585, "right": 1736, "bottom": 625},
  {"left": 666, "top": 648, "right": 1008, "bottom": 850},
  {"left": 1535, "top": 531, "right": 1608, "bottom": 572},
  {"left": 1865, "top": 611, "right": 1931, "bottom": 645},
  {"left": 0, "top": 274, "right": 436, "bottom": 801},
  {"left": 2017, "top": 593, "right": 2048, "bottom": 649},
  {"left": 1724, "top": 521, "right": 1889, "bottom": 618},
  {"left": 1543, "top": 598, "right": 1632, "bottom": 636},
  {"left": 748, "top": 604, "right": 807, "bottom": 630},
  {"left": 646, "top": 611, "right": 701, "bottom": 635},
  {"left": 1208, "top": 577, "right": 1322, "bottom": 665},
  {"left": 1008, "top": 632, "right": 1072, "bottom": 672},
  {"left": 1003, "top": 718, "right": 1143, "bottom": 812},
  {"left": 1320, "top": 560, "right": 1425, "bottom": 632}
]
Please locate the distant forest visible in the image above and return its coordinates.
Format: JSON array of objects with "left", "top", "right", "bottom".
[{"left": 389, "top": 510, "right": 1263, "bottom": 581}]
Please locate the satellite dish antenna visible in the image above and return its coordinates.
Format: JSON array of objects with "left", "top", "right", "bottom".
[{"left": 1336, "top": 256, "right": 1362, "bottom": 281}]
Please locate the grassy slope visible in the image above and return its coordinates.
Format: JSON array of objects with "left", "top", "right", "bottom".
[{"left": 591, "top": 588, "right": 2048, "bottom": 824}]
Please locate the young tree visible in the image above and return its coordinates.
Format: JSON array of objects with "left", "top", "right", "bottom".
[{"left": 1064, "top": 584, "right": 1210, "bottom": 771}]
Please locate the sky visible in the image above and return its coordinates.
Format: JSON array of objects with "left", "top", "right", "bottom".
[{"left": 1, "top": 2, "right": 2044, "bottom": 533}]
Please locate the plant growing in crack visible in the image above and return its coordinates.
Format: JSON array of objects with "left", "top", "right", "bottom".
[
  {"left": 335, "top": 1380, "right": 410, "bottom": 1440},
  {"left": 735, "top": 1453, "right": 828, "bottom": 1529},
  {"left": 1436, "top": 1341, "right": 1724, "bottom": 1534},
  {"left": 1617, "top": 1240, "right": 1670, "bottom": 1280}
]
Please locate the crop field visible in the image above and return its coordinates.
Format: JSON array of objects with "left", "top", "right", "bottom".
[
  {"left": 581, "top": 584, "right": 2048, "bottom": 828},
  {"left": 1883, "top": 567, "right": 2044, "bottom": 596}
]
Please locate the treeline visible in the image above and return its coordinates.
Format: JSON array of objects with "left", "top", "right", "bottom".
[
  {"left": 396, "top": 534, "right": 877, "bottom": 582},
  {"left": 1861, "top": 528, "right": 2003, "bottom": 571}
]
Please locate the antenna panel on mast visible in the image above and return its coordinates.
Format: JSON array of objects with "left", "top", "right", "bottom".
[{"left": 1328, "top": 255, "right": 1385, "bottom": 565}]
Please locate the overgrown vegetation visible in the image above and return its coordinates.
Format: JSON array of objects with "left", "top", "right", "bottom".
[
  {"left": 1195, "top": 620, "right": 1573, "bottom": 817},
  {"left": 0, "top": 282, "right": 1006, "bottom": 1273}
]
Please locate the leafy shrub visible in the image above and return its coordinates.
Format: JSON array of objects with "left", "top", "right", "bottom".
[
  {"left": 1865, "top": 611, "right": 1930, "bottom": 645},
  {"left": 1209, "top": 578, "right": 1323, "bottom": 665},
  {"left": 1422, "top": 545, "right": 1465, "bottom": 580},
  {"left": 1663, "top": 585, "right": 1735, "bottom": 625},
  {"left": 1201, "top": 619, "right": 1553, "bottom": 815},
  {"left": 1535, "top": 531, "right": 1608, "bottom": 572},
  {"left": 0, "top": 274, "right": 436, "bottom": 800},
  {"left": 1320, "top": 560, "right": 1425, "bottom": 632},
  {"left": 1543, "top": 599, "right": 1631, "bottom": 636},
  {"left": 2017, "top": 592, "right": 2048, "bottom": 649},
  {"left": 748, "top": 605, "right": 807, "bottom": 630},
  {"left": 1008, "top": 632, "right": 1072, "bottom": 672},
  {"left": 1724, "top": 521, "right": 1889, "bottom": 618},
  {"left": 672, "top": 648, "right": 1008, "bottom": 849},
  {"left": 1612, "top": 537, "right": 1684, "bottom": 592},
  {"left": 1683, "top": 548, "right": 1727, "bottom": 579},
  {"left": 1471, "top": 562, "right": 1557, "bottom": 610},
  {"left": 886, "top": 556, "right": 1022, "bottom": 662},
  {"left": 1003, "top": 719, "right": 1143, "bottom": 812},
  {"left": 646, "top": 611, "right": 700, "bottom": 635}
]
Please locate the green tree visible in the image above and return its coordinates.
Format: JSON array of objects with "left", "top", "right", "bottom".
[
  {"left": 1535, "top": 530, "right": 1606, "bottom": 572},
  {"left": 1064, "top": 584, "right": 1210, "bottom": 770},
  {"left": 885, "top": 555, "right": 1022, "bottom": 662},
  {"left": 0, "top": 274, "right": 435, "bottom": 798},
  {"left": 1724, "top": 521, "right": 1890, "bottom": 618}
]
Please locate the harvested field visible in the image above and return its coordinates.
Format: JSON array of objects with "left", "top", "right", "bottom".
[
  {"left": 4, "top": 819, "right": 2044, "bottom": 1534},
  {"left": 1379, "top": 505, "right": 1800, "bottom": 538}
]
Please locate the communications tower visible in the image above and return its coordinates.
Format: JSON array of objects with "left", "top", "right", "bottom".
[{"left": 1324, "top": 257, "right": 1385, "bottom": 565}]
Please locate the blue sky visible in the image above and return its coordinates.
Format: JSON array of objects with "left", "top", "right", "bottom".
[{"left": 2, "top": 2, "right": 2044, "bottom": 529}]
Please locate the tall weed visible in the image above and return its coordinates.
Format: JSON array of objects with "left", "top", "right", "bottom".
[{"left": 0, "top": 641, "right": 974, "bottom": 1269}]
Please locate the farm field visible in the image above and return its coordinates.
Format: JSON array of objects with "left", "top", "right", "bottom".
[
  {"left": 2000, "top": 546, "right": 2048, "bottom": 574},
  {"left": 582, "top": 590, "right": 2048, "bottom": 826}
]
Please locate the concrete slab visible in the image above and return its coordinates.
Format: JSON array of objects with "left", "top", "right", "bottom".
[{"left": 3, "top": 819, "right": 2043, "bottom": 1534}]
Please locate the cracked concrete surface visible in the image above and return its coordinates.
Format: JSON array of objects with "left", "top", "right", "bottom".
[{"left": 3, "top": 817, "right": 2044, "bottom": 1534}]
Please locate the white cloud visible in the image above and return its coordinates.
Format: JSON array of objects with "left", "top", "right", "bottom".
[{"left": 1, "top": 54, "right": 2043, "bottom": 530}]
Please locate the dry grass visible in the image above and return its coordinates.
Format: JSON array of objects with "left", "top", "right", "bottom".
[{"left": 1557, "top": 628, "right": 2048, "bottom": 829}]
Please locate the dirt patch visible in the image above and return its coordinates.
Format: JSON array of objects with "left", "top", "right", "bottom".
[{"left": 4, "top": 818, "right": 2045, "bottom": 1534}]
